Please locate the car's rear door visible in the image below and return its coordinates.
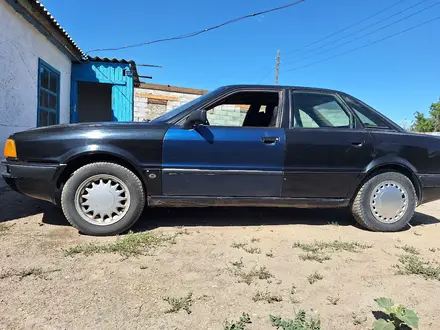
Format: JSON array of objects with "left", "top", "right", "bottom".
[
  {"left": 282, "top": 90, "right": 375, "bottom": 199},
  {"left": 161, "top": 88, "right": 287, "bottom": 197}
]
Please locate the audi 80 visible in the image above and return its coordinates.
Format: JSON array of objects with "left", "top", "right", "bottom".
[{"left": 3, "top": 85, "right": 440, "bottom": 235}]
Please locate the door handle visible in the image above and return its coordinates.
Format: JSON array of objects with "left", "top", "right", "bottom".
[
  {"left": 350, "top": 140, "right": 364, "bottom": 147},
  {"left": 261, "top": 136, "right": 280, "bottom": 144}
]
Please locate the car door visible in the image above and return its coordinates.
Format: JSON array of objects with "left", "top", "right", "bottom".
[
  {"left": 282, "top": 90, "right": 375, "bottom": 199},
  {"left": 161, "top": 89, "right": 287, "bottom": 197}
]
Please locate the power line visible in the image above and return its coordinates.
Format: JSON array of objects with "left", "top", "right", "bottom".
[
  {"left": 257, "top": 68, "right": 274, "bottom": 84},
  {"left": 284, "top": 0, "right": 431, "bottom": 63},
  {"left": 282, "top": 14, "right": 440, "bottom": 73},
  {"left": 86, "top": 0, "right": 306, "bottom": 54},
  {"left": 283, "top": 0, "right": 440, "bottom": 66},
  {"left": 283, "top": 0, "right": 407, "bottom": 56}
]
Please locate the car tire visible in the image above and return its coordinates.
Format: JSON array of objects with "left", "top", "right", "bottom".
[
  {"left": 351, "top": 171, "right": 416, "bottom": 232},
  {"left": 61, "top": 162, "right": 145, "bottom": 236}
]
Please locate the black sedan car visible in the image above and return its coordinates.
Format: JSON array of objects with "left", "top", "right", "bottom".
[{"left": 2, "top": 85, "right": 440, "bottom": 236}]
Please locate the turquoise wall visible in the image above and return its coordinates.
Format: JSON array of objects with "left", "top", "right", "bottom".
[{"left": 70, "top": 61, "right": 134, "bottom": 122}]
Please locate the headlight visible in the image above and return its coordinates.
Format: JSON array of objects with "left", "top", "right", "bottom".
[{"left": 4, "top": 139, "right": 17, "bottom": 159}]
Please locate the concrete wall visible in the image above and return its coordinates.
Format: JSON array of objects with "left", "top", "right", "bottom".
[
  {"left": 0, "top": 1, "right": 72, "bottom": 146},
  {"left": 134, "top": 87, "right": 202, "bottom": 122},
  {"left": 134, "top": 86, "right": 247, "bottom": 125}
]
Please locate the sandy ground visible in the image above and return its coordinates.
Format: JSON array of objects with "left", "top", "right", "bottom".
[{"left": 0, "top": 188, "right": 439, "bottom": 330}]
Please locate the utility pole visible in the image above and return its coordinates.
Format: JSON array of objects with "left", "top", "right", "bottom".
[{"left": 274, "top": 50, "right": 281, "bottom": 85}]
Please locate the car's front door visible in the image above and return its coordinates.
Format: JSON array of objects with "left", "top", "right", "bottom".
[
  {"left": 282, "top": 90, "right": 375, "bottom": 199},
  {"left": 162, "top": 89, "right": 286, "bottom": 197}
]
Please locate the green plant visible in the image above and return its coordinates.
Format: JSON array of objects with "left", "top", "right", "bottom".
[
  {"left": 270, "top": 310, "right": 321, "bottom": 330},
  {"left": 252, "top": 289, "right": 282, "bottom": 303},
  {"left": 373, "top": 297, "right": 419, "bottom": 329},
  {"left": 231, "top": 242, "right": 247, "bottom": 249},
  {"left": 163, "top": 292, "right": 193, "bottom": 314},
  {"left": 0, "top": 267, "right": 60, "bottom": 280},
  {"left": 237, "top": 266, "right": 273, "bottom": 285},
  {"left": 395, "top": 244, "right": 420, "bottom": 255},
  {"left": 250, "top": 237, "right": 260, "bottom": 243},
  {"left": 307, "top": 271, "right": 323, "bottom": 284},
  {"left": 299, "top": 252, "right": 331, "bottom": 263},
  {"left": 394, "top": 254, "right": 440, "bottom": 280},
  {"left": 65, "top": 231, "right": 173, "bottom": 257},
  {"left": 293, "top": 240, "right": 372, "bottom": 253},
  {"left": 224, "top": 313, "right": 252, "bottom": 330},
  {"left": 230, "top": 258, "right": 245, "bottom": 269}
]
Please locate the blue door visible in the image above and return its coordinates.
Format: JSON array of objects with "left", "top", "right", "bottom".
[{"left": 162, "top": 126, "right": 285, "bottom": 196}]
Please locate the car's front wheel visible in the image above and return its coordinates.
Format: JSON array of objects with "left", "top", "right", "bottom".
[
  {"left": 61, "top": 162, "right": 145, "bottom": 236},
  {"left": 351, "top": 171, "right": 417, "bottom": 232}
]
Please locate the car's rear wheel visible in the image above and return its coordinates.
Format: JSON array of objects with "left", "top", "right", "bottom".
[
  {"left": 61, "top": 162, "right": 145, "bottom": 236},
  {"left": 351, "top": 171, "right": 416, "bottom": 232}
]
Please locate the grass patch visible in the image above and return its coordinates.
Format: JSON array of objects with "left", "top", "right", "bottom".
[
  {"left": 299, "top": 252, "right": 331, "bottom": 263},
  {"left": 252, "top": 289, "right": 282, "bottom": 303},
  {"left": 270, "top": 310, "right": 321, "bottom": 330},
  {"left": 231, "top": 241, "right": 261, "bottom": 254},
  {"left": 293, "top": 240, "right": 371, "bottom": 264},
  {"left": 0, "top": 267, "right": 60, "bottom": 280},
  {"left": 163, "top": 292, "right": 193, "bottom": 314},
  {"left": 65, "top": 231, "right": 175, "bottom": 257},
  {"left": 230, "top": 258, "right": 245, "bottom": 270},
  {"left": 293, "top": 240, "right": 372, "bottom": 253},
  {"left": 224, "top": 313, "right": 252, "bottom": 330},
  {"left": 394, "top": 254, "right": 440, "bottom": 280},
  {"left": 250, "top": 237, "right": 260, "bottom": 243},
  {"left": 395, "top": 244, "right": 420, "bottom": 255},
  {"left": 0, "top": 223, "right": 10, "bottom": 235},
  {"left": 307, "top": 271, "right": 323, "bottom": 284},
  {"left": 232, "top": 266, "right": 273, "bottom": 285}
]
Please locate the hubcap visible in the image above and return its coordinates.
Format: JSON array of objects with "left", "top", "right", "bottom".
[
  {"left": 74, "top": 174, "right": 130, "bottom": 226},
  {"left": 369, "top": 180, "right": 408, "bottom": 223}
]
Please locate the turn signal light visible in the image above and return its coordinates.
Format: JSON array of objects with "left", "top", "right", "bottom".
[{"left": 4, "top": 139, "right": 17, "bottom": 158}]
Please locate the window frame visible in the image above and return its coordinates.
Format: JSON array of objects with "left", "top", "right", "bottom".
[
  {"left": 37, "top": 59, "right": 60, "bottom": 127},
  {"left": 289, "top": 90, "right": 359, "bottom": 130},
  {"left": 176, "top": 87, "right": 287, "bottom": 129}
]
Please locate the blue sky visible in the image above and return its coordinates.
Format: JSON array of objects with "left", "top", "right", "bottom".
[{"left": 43, "top": 0, "right": 439, "bottom": 125}]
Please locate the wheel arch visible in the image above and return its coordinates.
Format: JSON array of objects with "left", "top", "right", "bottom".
[
  {"left": 352, "top": 158, "right": 422, "bottom": 205},
  {"left": 56, "top": 151, "right": 146, "bottom": 193}
]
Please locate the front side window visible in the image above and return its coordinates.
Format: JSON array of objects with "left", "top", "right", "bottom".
[
  {"left": 203, "top": 91, "right": 280, "bottom": 128},
  {"left": 342, "top": 94, "right": 390, "bottom": 129},
  {"left": 293, "top": 92, "right": 351, "bottom": 129},
  {"left": 38, "top": 60, "right": 60, "bottom": 127}
]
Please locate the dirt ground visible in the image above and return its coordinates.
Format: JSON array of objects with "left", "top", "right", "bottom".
[{"left": 0, "top": 187, "right": 439, "bottom": 330}]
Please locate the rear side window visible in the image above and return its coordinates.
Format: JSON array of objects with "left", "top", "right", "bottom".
[
  {"left": 292, "top": 92, "right": 351, "bottom": 128},
  {"left": 342, "top": 95, "right": 389, "bottom": 129}
]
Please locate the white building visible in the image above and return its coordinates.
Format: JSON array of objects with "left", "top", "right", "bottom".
[{"left": 0, "top": 0, "right": 139, "bottom": 186}]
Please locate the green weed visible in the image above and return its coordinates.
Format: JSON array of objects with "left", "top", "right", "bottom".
[
  {"left": 224, "top": 313, "right": 252, "bottom": 330},
  {"left": 65, "top": 231, "right": 173, "bottom": 257},
  {"left": 299, "top": 252, "right": 331, "bottom": 263},
  {"left": 270, "top": 310, "right": 321, "bottom": 330},
  {"left": 252, "top": 289, "right": 282, "bottom": 303},
  {"left": 307, "top": 271, "right": 323, "bottom": 284},
  {"left": 394, "top": 254, "right": 440, "bottom": 280},
  {"left": 163, "top": 292, "right": 193, "bottom": 314},
  {"left": 395, "top": 244, "right": 420, "bottom": 255}
]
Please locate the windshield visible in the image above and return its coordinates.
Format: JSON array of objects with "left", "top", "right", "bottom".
[{"left": 149, "top": 88, "right": 221, "bottom": 123}]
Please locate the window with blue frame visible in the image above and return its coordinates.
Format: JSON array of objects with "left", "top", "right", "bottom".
[{"left": 38, "top": 59, "right": 60, "bottom": 127}]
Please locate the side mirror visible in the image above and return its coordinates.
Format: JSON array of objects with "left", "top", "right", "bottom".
[{"left": 182, "top": 109, "right": 207, "bottom": 129}]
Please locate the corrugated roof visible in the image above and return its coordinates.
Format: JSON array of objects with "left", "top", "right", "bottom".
[
  {"left": 88, "top": 56, "right": 140, "bottom": 86},
  {"left": 30, "top": 0, "right": 87, "bottom": 59}
]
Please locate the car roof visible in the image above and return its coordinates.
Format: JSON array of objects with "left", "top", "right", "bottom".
[{"left": 220, "top": 84, "right": 344, "bottom": 94}]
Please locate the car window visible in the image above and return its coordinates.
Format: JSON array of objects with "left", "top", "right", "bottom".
[
  {"left": 293, "top": 92, "right": 351, "bottom": 128},
  {"left": 342, "top": 94, "right": 390, "bottom": 129},
  {"left": 203, "top": 91, "right": 280, "bottom": 128}
]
